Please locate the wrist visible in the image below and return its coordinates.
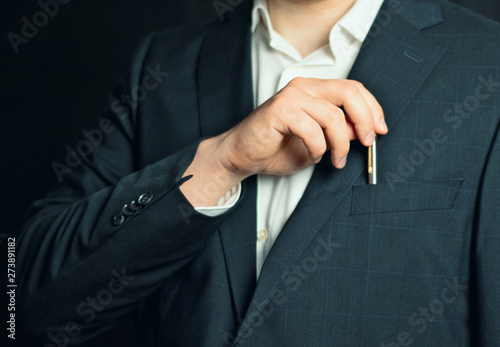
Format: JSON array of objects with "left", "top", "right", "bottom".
[
  {"left": 179, "top": 137, "right": 247, "bottom": 207},
  {"left": 202, "top": 135, "right": 249, "bottom": 185},
  {"left": 215, "top": 129, "right": 258, "bottom": 179}
]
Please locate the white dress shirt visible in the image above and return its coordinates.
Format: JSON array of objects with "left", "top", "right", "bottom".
[{"left": 197, "top": 0, "right": 384, "bottom": 279}]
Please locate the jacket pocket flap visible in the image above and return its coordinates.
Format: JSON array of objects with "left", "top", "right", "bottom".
[{"left": 350, "top": 179, "right": 464, "bottom": 215}]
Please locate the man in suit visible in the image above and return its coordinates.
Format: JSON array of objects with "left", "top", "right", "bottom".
[{"left": 17, "top": 0, "right": 500, "bottom": 346}]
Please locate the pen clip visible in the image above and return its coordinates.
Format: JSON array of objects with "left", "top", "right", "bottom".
[{"left": 368, "top": 135, "right": 377, "bottom": 185}]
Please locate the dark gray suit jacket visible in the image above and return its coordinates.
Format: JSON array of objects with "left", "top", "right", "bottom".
[{"left": 17, "top": 0, "right": 500, "bottom": 346}]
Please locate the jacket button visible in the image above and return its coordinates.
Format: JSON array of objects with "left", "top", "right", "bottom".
[
  {"left": 113, "top": 212, "right": 125, "bottom": 226},
  {"left": 122, "top": 204, "right": 135, "bottom": 216},
  {"left": 129, "top": 200, "right": 142, "bottom": 211},
  {"left": 138, "top": 192, "right": 153, "bottom": 206}
]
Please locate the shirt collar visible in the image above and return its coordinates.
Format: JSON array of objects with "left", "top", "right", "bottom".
[
  {"left": 251, "top": 0, "right": 271, "bottom": 34},
  {"left": 251, "top": 0, "right": 385, "bottom": 55},
  {"left": 335, "top": 0, "right": 385, "bottom": 43}
]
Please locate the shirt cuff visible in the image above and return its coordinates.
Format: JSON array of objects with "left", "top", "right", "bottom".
[{"left": 195, "top": 183, "right": 242, "bottom": 217}]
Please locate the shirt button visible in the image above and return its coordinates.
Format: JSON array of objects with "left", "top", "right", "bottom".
[{"left": 257, "top": 228, "right": 269, "bottom": 242}]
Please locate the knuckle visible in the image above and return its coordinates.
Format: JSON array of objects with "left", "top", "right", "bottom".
[
  {"left": 342, "top": 82, "right": 361, "bottom": 97},
  {"left": 349, "top": 79, "right": 365, "bottom": 89},
  {"left": 288, "top": 77, "right": 305, "bottom": 87},
  {"left": 304, "top": 125, "right": 326, "bottom": 151},
  {"left": 329, "top": 106, "right": 345, "bottom": 118},
  {"left": 268, "top": 96, "right": 289, "bottom": 115},
  {"left": 281, "top": 85, "right": 300, "bottom": 100},
  {"left": 318, "top": 141, "right": 328, "bottom": 154},
  {"left": 320, "top": 101, "right": 338, "bottom": 116},
  {"left": 311, "top": 148, "right": 325, "bottom": 159},
  {"left": 303, "top": 120, "right": 322, "bottom": 138},
  {"left": 310, "top": 140, "right": 327, "bottom": 157},
  {"left": 270, "top": 94, "right": 285, "bottom": 106},
  {"left": 328, "top": 108, "right": 347, "bottom": 128}
]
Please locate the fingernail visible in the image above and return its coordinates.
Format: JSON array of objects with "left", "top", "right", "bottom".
[
  {"left": 365, "top": 130, "right": 375, "bottom": 145},
  {"left": 314, "top": 156, "right": 322, "bottom": 164},
  {"left": 337, "top": 156, "right": 347, "bottom": 168},
  {"left": 379, "top": 117, "right": 388, "bottom": 132}
]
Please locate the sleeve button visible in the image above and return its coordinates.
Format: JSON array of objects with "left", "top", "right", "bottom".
[
  {"left": 138, "top": 192, "right": 153, "bottom": 206},
  {"left": 129, "top": 200, "right": 142, "bottom": 211},
  {"left": 113, "top": 212, "right": 125, "bottom": 226},
  {"left": 122, "top": 204, "right": 135, "bottom": 216}
]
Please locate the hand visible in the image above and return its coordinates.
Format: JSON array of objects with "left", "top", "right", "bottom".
[
  {"left": 180, "top": 78, "right": 387, "bottom": 207},
  {"left": 217, "top": 77, "right": 388, "bottom": 177}
]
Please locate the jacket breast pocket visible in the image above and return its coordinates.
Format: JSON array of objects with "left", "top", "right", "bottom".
[{"left": 350, "top": 179, "right": 464, "bottom": 215}]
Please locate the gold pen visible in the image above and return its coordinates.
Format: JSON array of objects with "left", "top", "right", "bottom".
[{"left": 368, "top": 134, "right": 377, "bottom": 185}]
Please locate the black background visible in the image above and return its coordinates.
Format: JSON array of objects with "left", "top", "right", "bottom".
[{"left": 1, "top": 0, "right": 499, "bottom": 346}]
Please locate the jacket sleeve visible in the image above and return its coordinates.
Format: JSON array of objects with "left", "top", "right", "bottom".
[
  {"left": 472, "top": 118, "right": 500, "bottom": 346},
  {"left": 16, "top": 32, "right": 233, "bottom": 343}
]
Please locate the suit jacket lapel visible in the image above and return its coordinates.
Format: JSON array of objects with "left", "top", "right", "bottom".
[
  {"left": 197, "top": 1, "right": 257, "bottom": 321},
  {"left": 349, "top": 0, "right": 447, "bottom": 134},
  {"left": 198, "top": 0, "right": 254, "bottom": 138},
  {"left": 236, "top": 0, "right": 448, "bottom": 341},
  {"left": 218, "top": 176, "right": 258, "bottom": 321}
]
